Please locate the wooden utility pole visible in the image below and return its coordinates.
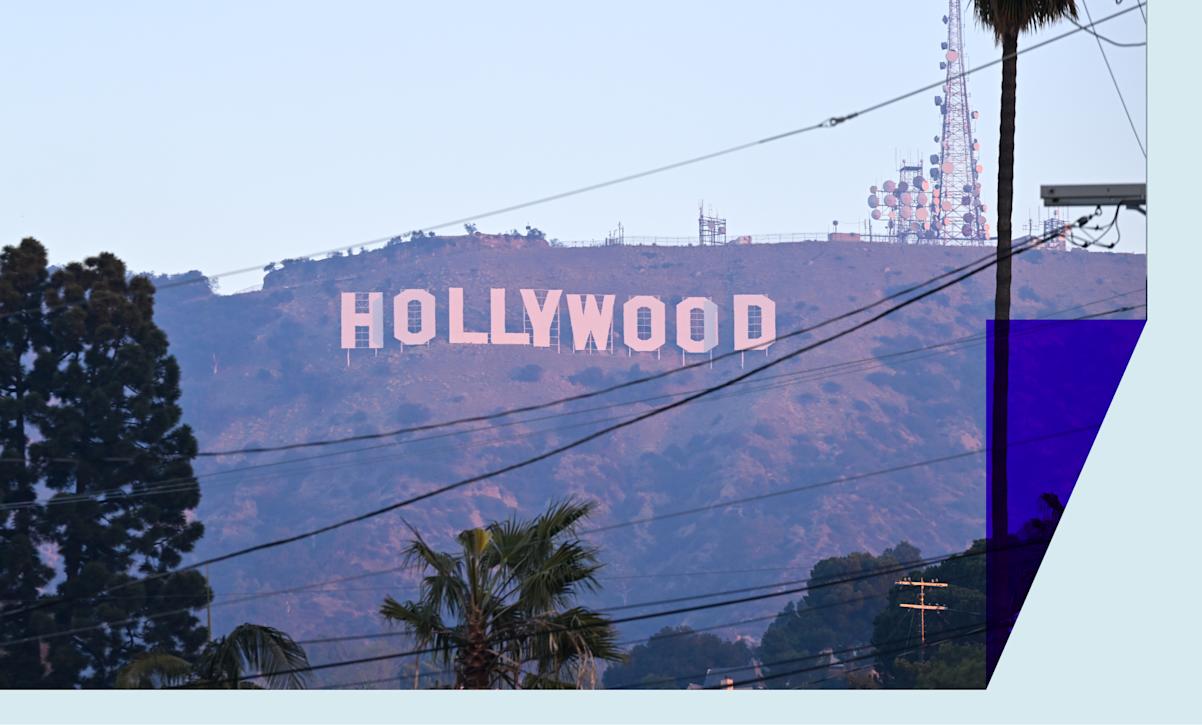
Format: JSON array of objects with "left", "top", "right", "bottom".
[{"left": 896, "top": 578, "right": 948, "bottom": 646}]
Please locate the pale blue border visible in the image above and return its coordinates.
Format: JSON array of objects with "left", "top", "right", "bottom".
[{"left": 8, "top": 1, "right": 1190, "bottom": 722}]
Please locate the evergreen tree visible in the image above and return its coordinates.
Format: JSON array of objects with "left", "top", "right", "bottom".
[
  {"left": 601, "top": 626, "right": 752, "bottom": 689},
  {"left": 757, "top": 542, "right": 921, "bottom": 689},
  {"left": 25, "top": 248, "right": 208, "bottom": 687},
  {"left": 0, "top": 239, "right": 55, "bottom": 687}
]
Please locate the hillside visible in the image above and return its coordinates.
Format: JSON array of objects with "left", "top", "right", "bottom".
[{"left": 151, "top": 235, "right": 1145, "bottom": 683}]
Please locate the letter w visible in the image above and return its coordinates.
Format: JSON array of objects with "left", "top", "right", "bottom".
[{"left": 565, "top": 294, "right": 615, "bottom": 352}]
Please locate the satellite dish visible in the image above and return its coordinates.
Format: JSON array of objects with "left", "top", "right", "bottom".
[
  {"left": 961, "top": 224, "right": 973, "bottom": 238},
  {"left": 870, "top": 185, "right": 878, "bottom": 193},
  {"left": 871, "top": 209, "right": 882, "bottom": 220},
  {"left": 929, "top": 154, "right": 939, "bottom": 165},
  {"left": 901, "top": 192, "right": 912, "bottom": 206},
  {"left": 942, "top": 161, "right": 954, "bottom": 174},
  {"left": 934, "top": 135, "right": 940, "bottom": 143},
  {"left": 976, "top": 164, "right": 984, "bottom": 173},
  {"left": 962, "top": 184, "right": 972, "bottom": 193},
  {"left": 974, "top": 183, "right": 982, "bottom": 193},
  {"left": 972, "top": 142, "right": 980, "bottom": 151},
  {"left": 916, "top": 207, "right": 929, "bottom": 221},
  {"left": 883, "top": 180, "right": 897, "bottom": 192},
  {"left": 867, "top": 195, "right": 879, "bottom": 208},
  {"left": 900, "top": 205, "right": 912, "bottom": 220},
  {"left": 941, "top": 199, "right": 953, "bottom": 212},
  {"left": 963, "top": 212, "right": 975, "bottom": 224},
  {"left": 884, "top": 194, "right": 898, "bottom": 207},
  {"left": 913, "top": 176, "right": 926, "bottom": 189},
  {"left": 888, "top": 210, "right": 897, "bottom": 220},
  {"left": 934, "top": 95, "right": 943, "bottom": 106},
  {"left": 930, "top": 168, "right": 941, "bottom": 179},
  {"left": 940, "top": 61, "right": 947, "bottom": 70},
  {"left": 917, "top": 192, "right": 928, "bottom": 205},
  {"left": 947, "top": 50, "right": 959, "bottom": 62},
  {"left": 941, "top": 41, "right": 948, "bottom": 50},
  {"left": 961, "top": 195, "right": 972, "bottom": 206},
  {"left": 972, "top": 110, "right": 980, "bottom": 119},
  {"left": 897, "top": 181, "right": 909, "bottom": 193},
  {"left": 981, "top": 203, "right": 988, "bottom": 212}
]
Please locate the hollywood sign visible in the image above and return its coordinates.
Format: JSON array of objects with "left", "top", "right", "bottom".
[{"left": 340, "top": 288, "right": 777, "bottom": 353}]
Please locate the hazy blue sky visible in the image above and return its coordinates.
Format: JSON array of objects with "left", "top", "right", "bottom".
[{"left": 1, "top": 1, "right": 1146, "bottom": 291}]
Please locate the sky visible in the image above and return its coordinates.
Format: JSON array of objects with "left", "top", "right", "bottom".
[{"left": 0, "top": 1, "right": 1147, "bottom": 292}]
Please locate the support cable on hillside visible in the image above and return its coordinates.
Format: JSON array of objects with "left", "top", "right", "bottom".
[
  {"left": 0, "top": 3, "right": 1138, "bottom": 327},
  {"left": 0, "top": 291, "right": 1143, "bottom": 513},
  {"left": 0, "top": 223, "right": 1092, "bottom": 621},
  {"left": 0, "top": 533, "right": 1027, "bottom": 656},
  {"left": 195, "top": 230, "right": 1101, "bottom": 460},
  {"left": 181, "top": 539, "right": 1049, "bottom": 689}
]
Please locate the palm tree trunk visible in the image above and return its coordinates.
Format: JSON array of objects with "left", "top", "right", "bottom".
[
  {"left": 991, "top": 29, "right": 1019, "bottom": 547},
  {"left": 458, "top": 620, "right": 492, "bottom": 689}
]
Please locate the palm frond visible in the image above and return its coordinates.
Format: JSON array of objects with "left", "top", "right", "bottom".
[
  {"left": 973, "top": 0, "right": 1078, "bottom": 40},
  {"left": 196, "top": 623, "right": 311, "bottom": 689},
  {"left": 115, "top": 652, "right": 194, "bottom": 689},
  {"left": 385, "top": 498, "right": 615, "bottom": 688}
]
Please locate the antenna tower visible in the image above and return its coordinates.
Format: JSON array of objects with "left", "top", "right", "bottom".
[
  {"left": 932, "top": 0, "right": 988, "bottom": 243},
  {"left": 698, "top": 202, "right": 728, "bottom": 246}
]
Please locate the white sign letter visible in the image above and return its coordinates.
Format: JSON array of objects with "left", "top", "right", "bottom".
[
  {"left": 449, "top": 288, "right": 488, "bottom": 345},
  {"left": 675, "top": 297, "right": 719, "bottom": 354},
  {"left": 622, "top": 296, "right": 666, "bottom": 352},
  {"left": 734, "top": 294, "right": 776, "bottom": 350},
  {"left": 490, "top": 288, "right": 530, "bottom": 345},
  {"left": 340, "top": 292, "right": 384, "bottom": 349},
  {"left": 565, "top": 294, "right": 615, "bottom": 351},
  {"left": 520, "top": 289, "right": 563, "bottom": 348},
  {"left": 393, "top": 290, "right": 436, "bottom": 345}
]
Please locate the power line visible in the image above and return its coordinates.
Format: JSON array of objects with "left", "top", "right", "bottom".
[
  {"left": 194, "top": 539, "right": 1045, "bottom": 689},
  {"left": 0, "top": 233, "right": 1069, "bottom": 509},
  {"left": 177, "top": 548, "right": 982, "bottom": 687},
  {"left": 0, "top": 225, "right": 1077, "bottom": 621},
  {"left": 1069, "top": 16, "right": 1147, "bottom": 46},
  {"left": 0, "top": 287, "right": 1143, "bottom": 513},
  {"left": 705, "top": 621, "right": 990, "bottom": 690},
  {"left": 298, "top": 591, "right": 886, "bottom": 649},
  {"left": 579, "top": 421, "right": 1105, "bottom": 535},
  {"left": 0, "top": 3, "right": 1137, "bottom": 324},
  {"left": 194, "top": 240, "right": 1028, "bottom": 458},
  {"left": 0, "top": 409, "right": 1103, "bottom": 647},
  {"left": 320, "top": 596, "right": 945, "bottom": 690},
  {"left": 164, "top": 4, "right": 1133, "bottom": 288},
  {"left": 607, "top": 618, "right": 984, "bottom": 690},
  {"left": 1081, "top": 0, "right": 1147, "bottom": 157},
  {"left": 1, "top": 232, "right": 1063, "bottom": 509}
]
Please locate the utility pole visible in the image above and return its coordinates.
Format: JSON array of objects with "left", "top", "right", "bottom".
[{"left": 896, "top": 578, "right": 948, "bottom": 646}]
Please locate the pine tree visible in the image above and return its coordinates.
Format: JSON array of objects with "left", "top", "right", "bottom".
[
  {"left": 28, "top": 249, "right": 209, "bottom": 687},
  {"left": 0, "top": 239, "right": 55, "bottom": 687}
]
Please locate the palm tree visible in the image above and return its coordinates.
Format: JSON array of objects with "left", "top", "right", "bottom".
[
  {"left": 972, "top": 0, "right": 1078, "bottom": 543},
  {"left": 116, "top": 623, "right": 311, "bottom": 689},
  {"left": 380, "top": 499, "right": 622, "bottom": 689}
]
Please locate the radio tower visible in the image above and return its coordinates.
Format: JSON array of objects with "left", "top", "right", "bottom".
[{"left": 932, "top": 0, "right": 987, "bottom": 244}]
